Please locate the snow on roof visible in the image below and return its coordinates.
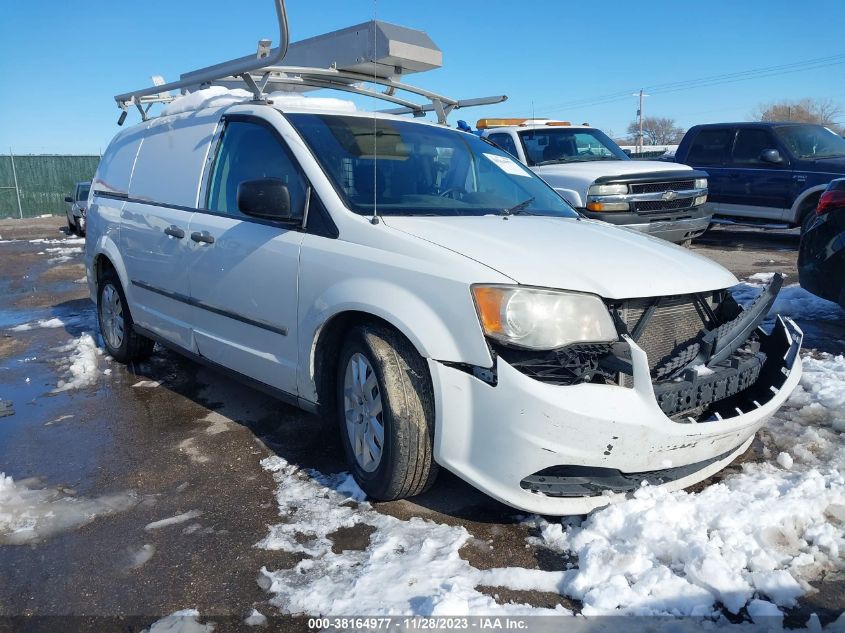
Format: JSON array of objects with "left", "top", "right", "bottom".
[{"left": 160, "top": 86, "right": 357, "bottom": 117}]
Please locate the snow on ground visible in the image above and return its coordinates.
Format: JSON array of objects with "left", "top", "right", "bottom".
[
  {"left": 0, "top": 473, "right": 137, "bottom": 544},
  {"left": 257, "top": 350, "right": 844, "bottom": 622},
  {"left": 144, "top": 510, "right": 203, "bottom": 531},
  {"left": 258, "top": 457, "right": 571, "bottom": 616},
  {"left": 527, "top": 351, "right": 845, "bottom": 618},
  {"left": 142, "top": 609, "right": 215, "bottom": 633},
  {"left": 161, "top": 86, "right": 356, "bottom": 117},
  {"left": 52, "top": 333, "right": 103, "bottom": 392},
  {"left": 10, "top": 317, "right": 66, "bottom": 332},
  {"left": 732, "top": 273, "right": 844, "bottom": 322}
]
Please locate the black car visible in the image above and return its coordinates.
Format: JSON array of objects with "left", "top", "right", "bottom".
[{"left": 798, "top": 178, "right": 845, "bottom": 308}]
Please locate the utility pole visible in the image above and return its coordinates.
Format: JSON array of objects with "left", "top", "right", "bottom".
[
  {"left": 633, "top": 89, "right": 649, "bottom": 155},
  {"left": 9, "top": 149, "right": 22, "bottom": 219}
]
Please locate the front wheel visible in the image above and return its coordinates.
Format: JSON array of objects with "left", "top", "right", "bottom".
[
  {"left": 336, "top": 324, "right": 438, "bottom": 501},
  {"left": 97, "top": 270, "right": 154, "bottom": 363}
]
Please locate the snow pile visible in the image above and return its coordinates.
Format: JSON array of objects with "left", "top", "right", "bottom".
[
  {"left": 258, "top": 456, "right": 570, "bottom": 616},
  {"left": 142, "top": 609, "right": 215, "bottom": 633},
  {"left": 530, "top": 351, "right": 845, "bottom": 617},
  {"left": 161, "top": 86, "right": 356, "bottom": 117},
  {"left": 732, "top": 273, "right": 844, "bottom": 321},
  {"left": 161, "top": 87, "right": 253, "bottom": 116},
  {"left": 10, "top": 317, "right": 65, "bottom": 332},
  {"left": 0, "top": 473, "right": 137, "bottom": 544},
  {"left": 29, "top": 237, "right": 85, "bottom": 245},
  {"left": 53, "top": 333, "right": 102, "bottom": 392}
]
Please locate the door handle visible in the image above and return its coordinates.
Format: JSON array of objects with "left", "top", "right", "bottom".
[
  {"left": 164, "top": 225, "right": 185, "bottom": 239},
  {"left": 190, "top": 230, "right": 215, "bottom": 244}
]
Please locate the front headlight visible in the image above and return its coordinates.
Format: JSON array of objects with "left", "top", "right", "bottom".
[
  {"left": 588, "top": 183, "right": 628, "bottom": 196},
  {"left": 471, "top": 285, "right": 618, "bottom": 350},
  {"left": 694, "top": 178, "right": 707, "bottom": 189}
]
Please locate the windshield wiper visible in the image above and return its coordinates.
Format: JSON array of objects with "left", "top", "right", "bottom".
[{"left": 502, "top": 197, "right": 535, "bottom": 215}]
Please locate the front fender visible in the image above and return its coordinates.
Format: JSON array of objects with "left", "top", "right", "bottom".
[
  {"left": 298, "top": 278, "right": 493, "bottom": 402},
  {"left": 553, "top": 187, "right": 584, "bottom": 208},
  {"left": 87, "top": 233, "right": 129, "bottom": 305}
]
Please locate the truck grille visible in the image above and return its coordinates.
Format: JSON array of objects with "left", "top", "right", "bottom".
[
  {"left": 629, "top": 180, "right": 696, "bottom": 194},
  {"left": 633, "top": 197, "right": 695, "bottom": 213},
  {"left": 618, "top": 294, "right": 713, "bottom": 375}
]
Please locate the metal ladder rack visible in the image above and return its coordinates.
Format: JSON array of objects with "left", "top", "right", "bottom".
[{"left": 113, "top": 0, "right": 506, "bottom": 125}]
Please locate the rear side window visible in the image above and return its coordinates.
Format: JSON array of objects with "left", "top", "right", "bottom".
[
  {"left": 207, "top": 120, "right": 307, "bottom": 218},
  {"left": 730, "top": 129, "right": 778, "bottom": 165},
  {"left": 487, "top": 133, "right": 519, "bottom": 158},
  {"left": 686, "top": 128, "right": 733, "bottom": 165}
]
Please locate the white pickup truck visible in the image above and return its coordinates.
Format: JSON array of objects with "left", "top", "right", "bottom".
[{"left": 478, "top": 119, "right": 712, "bottom": 244}]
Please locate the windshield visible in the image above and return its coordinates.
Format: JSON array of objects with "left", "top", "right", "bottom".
[
  {"left": 285, "top": 113, "right": 578, "bottom": 218},
  {"left": 775, "top": 125, "right": 845, "bottom": 159},
  {"left": 77, "top": 185, "right": 90, "bottom": 200},
  {"left": 518, "top": 128, "right": 629, "bottom": 166}
]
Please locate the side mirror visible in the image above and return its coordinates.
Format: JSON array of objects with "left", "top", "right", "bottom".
[
  {"left": 237, "top": 178, "right": 294, "bottom": 221},
  {"left": 64, "top": 196, "right": 74, "bottom": 203},
  {"left": 760, "top": 149, "right": 783, "bottom": 164}
]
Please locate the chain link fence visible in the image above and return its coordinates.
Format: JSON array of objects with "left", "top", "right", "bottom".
[{"left": 0, "top": 154, "right": 100, "bottom": 219}]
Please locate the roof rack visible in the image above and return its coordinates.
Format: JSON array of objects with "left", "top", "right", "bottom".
[{"left": 114, "top": 0, "right": 506, "bottom": 125}]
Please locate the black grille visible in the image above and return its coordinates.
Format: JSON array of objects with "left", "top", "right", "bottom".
[
  {"left": 494, "top": 343, "right": 616, "bottom": 386},
  {"left": 618, "top": 295, "right": 714, "bottom": 375},
  {"left": 630, "top": 180, "right": 696, "bottom": 194},
  {"left": 633, "top": 197, "right": 695, "bottom": 213}
]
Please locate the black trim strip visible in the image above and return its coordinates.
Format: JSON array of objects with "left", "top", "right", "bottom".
[
  {"left": 132, "top": 324, "right": 317, "bottom": 415},
  {"left": 131, "top": 280, "right": 288, "bottom": 337},
  {"left": 94, "top": 189, "right": 339, "bottom": 238},
  {"left": 592, "top": 170, "right": 709, "bottom": 185}
]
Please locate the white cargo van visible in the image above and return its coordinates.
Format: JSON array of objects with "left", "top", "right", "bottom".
[{"left": 85, "top": 11, "right": 802, "bottom": 515}]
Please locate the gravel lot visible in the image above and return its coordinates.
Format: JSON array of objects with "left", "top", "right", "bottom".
[{"left": 0, "top": 217, "right": 843, "bottom": 630}]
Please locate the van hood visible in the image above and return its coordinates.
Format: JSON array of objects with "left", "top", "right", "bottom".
[{"left": 383, "top": 215, "right": 737, "bottom": 300}]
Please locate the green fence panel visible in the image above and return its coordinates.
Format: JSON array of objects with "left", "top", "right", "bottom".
[{"left": 0, "top": 155, "right": 101, "bottom": 219}]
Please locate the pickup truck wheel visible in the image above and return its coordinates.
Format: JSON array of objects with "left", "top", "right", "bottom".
[
  {"left": 67, "top": 218, "right": 77, "bottom": 235},
  {"left": 337, "top": 324, "right": 438, "bottom": 500},
  {"left": 97, "top": 270, "right": 154, "bottom": 363}
]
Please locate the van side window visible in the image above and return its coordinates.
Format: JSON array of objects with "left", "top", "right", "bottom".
[
  {"left": 686, "top": 128, "right": 733, "bottom": 166},
  {"left": 207, "top": 120, "right": 307, "bottom": 218},
  {"left": 487, "top": 133, "right": 518, "bottom": 158}
]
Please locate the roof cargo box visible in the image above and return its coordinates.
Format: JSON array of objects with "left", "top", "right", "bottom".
[{"left": 283, "top": 21, "right": 442, "bottom": 79}]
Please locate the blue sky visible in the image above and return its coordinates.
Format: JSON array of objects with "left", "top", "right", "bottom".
[{"left": 1, "top": 0, "right": 844, "bottom": 154}]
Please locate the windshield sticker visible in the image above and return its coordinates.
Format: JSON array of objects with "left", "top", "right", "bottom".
[{"left": 483, "top": 153, "right": 531, "bottom": 177}]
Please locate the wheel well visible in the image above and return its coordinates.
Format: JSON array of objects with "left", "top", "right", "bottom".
[
  {"left": 796, "top": 191, "right": 822, "bottom": 226},
  {"left": 312, "top": 311, "right": 425, "bottom": 420},
  {"left": 94, "top": 254, "right": 116, "bottom": 285}
]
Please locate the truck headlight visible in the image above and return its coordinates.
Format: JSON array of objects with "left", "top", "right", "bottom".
[
  {"left": 588, "top": 183, "right": 628, "bottom": 196},
  {"left": 471, "top": 285, "right": 618, "bottom": 350},
  {"left": 694, "top": 178, "right": 707, "bottom": 189}
]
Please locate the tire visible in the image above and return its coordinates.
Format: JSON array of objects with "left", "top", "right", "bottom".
[
  {"left": 336, "top": 324, "right": 438, "bottom": 500},
  {"left": 67, "top": 218, "right": 77, "bottom": 235},
  {"left": 97, "top": 269, "right": 155, "bottom": 364}
]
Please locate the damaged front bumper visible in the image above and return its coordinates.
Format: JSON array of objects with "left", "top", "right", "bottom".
[{"left": 429, "top": 308, "right": 803, "bottom": 516}]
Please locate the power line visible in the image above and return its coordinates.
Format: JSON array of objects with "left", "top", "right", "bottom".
[{"left": 532, "top": 53, "right": 845, "bottom": 115}]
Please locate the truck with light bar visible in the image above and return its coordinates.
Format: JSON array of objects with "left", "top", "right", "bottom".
[{"left": 477, "top": 118, "right": 713, "bottom": 244}]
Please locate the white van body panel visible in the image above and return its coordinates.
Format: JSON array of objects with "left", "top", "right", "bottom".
[{"left": 119, "top": 110, "right": 220, "bottom": 350}]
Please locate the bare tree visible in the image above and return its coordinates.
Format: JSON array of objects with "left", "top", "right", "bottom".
[
  {"left": 753, "top": 98, "right": 843, "bottom": 134},
  {"left": 626, "top": 117, "right": 685, "bottom": 145}
]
